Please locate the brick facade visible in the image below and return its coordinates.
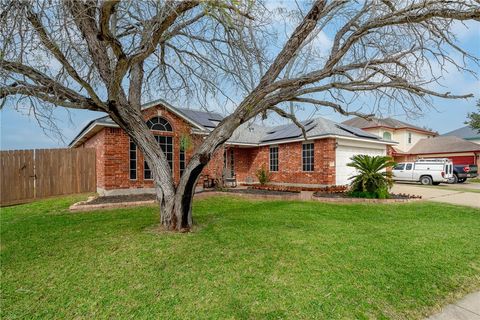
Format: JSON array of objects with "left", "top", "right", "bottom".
[
  {"left": 79, "top": 104, "right": 339, "bottom": 193},
  {"left": 83, "top": 129, "right": 105, "bottom": 188},
  {"left": 233, "top": 138, "right": 336, "bottom": 185},
  {"left": 79, "top": 105, "right": 227, "bottom": 192}
]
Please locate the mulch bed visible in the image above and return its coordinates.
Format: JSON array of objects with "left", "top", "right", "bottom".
[
  {"left": 224, "top": 188, "right": 300, "bottom": 196},
  {"left": 313, "top": 192, "right": 421, "bottom": 200},
  {"left": 242, "top": 184, "right": 348, "bottom": 193},
  {"left": 87, "top": 194, "right": 156, "bottom": 205}
]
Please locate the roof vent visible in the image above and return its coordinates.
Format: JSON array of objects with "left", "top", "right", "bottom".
[{"left": 248, "top": 127, "right": 254, "bottom": 132}]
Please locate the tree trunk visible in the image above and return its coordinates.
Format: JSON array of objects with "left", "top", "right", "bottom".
[{"left": 105, "top": 102, "right": 180, "bottom": 229}]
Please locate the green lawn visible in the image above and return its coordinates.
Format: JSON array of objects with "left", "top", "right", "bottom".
[{"left": 1, "top": 196, "right": 480, "bottom": 319}]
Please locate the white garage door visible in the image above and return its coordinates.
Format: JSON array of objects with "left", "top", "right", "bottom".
[{"left": 336, "top": 145, "right": 386, "bottom": 185}]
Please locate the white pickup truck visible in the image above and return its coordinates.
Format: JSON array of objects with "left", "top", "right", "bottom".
[{"left": 392, "top": 158, "right": 454, "bottom": 185}]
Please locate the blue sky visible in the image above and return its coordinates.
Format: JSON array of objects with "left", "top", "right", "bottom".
[{"left": 1, "top": 8, "right": 479, "bottom": 150}]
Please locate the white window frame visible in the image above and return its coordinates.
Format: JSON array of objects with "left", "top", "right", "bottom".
[{"left": 269, "top": 146, "right": 279, "bottom": 172}]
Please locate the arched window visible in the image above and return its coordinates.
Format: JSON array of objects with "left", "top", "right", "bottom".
[
  {"left": 383, "top": 132, "right": 392, "bottom": 140},
  {"left": 146, "top": 117, "right": 172, "bottom": 131}
]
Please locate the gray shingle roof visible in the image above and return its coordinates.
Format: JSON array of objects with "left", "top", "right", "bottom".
[
  {"left": 174, "top": 108, "right": 223, "bottom": 129},
  {"left": 342, "top": 116, "right": 435, "bottom": 133},
  {"left": 228, "top": 123, "right": 270, "bottom": 144},
  {"left": 407, "top": 136, "right": 480, "bottom": 154},
  {"left": 227, "top": 117, "right": 389, "bottom": 145},
  {"left": 442, "top": 125, "right": 480, "bottom": 140},
  {"left": 70, "top": 100, "right": 393, "bottom": 147}
]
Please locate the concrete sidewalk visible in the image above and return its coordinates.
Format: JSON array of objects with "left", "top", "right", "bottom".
[
  {"left": 427, "top": 291, "right": 480, "bottom": 320},
  {"left": 391, "top": 184, "right": 480, "bottom": 208}
]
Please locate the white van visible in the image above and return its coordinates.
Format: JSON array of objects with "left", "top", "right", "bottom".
[{"left": 392, "top": 158, "right": 454, "bottom": 185}]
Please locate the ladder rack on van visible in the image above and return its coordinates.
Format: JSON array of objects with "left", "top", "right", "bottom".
[{"left": 416, "top": 158, "right": 450, "bottom": 163}]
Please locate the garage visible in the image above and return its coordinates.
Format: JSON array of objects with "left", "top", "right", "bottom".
[
  {"left": 447, "top": 155, "right": 476, "bottom": 165},
  {"left": 335, "top": 142, "right": 387, "bottom": 185},
  {"left": 399, "top": 136, "right": 480, "bottom": 168}
]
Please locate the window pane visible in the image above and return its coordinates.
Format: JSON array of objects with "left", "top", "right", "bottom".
[
  {"left": 146, "top": 117, "right": 172, "bottom": 131},
  {"left": 144, "top": 135, "right": 174, "bottom": 179},
  {"left": 302, "top": 143, "right": 314, "bottom": 171},
  {"left": 179, "top": 149, "right": 185, "bottom": 177},
  {"left": 129, "top": 139, "right": 137, "bottom": 180},
  {"left": 144, "top": 161, "right": 151, "bottom": 179},
  {"left": 270, "top": 146, "right": 278, "bottom": 172}
]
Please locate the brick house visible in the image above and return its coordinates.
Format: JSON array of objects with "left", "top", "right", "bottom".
[{"left": 70, "top": 100, "right": 395, "bottom": 195}]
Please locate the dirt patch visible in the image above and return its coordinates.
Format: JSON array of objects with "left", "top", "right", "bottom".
[{"left": 87, "top": 194, "right": 156, "bottom": 205}]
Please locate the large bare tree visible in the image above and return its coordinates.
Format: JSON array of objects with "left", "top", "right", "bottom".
[{"left": 1, "top": 0, "right": 479, "bottom": 231}]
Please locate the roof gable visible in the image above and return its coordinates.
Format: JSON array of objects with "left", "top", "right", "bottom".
[
  {"left": 407, "top": 136, "right": 480, "bottom": 154},
  {"left": 342, "top": 116, "right": 436, "bottom": 134},
  {"left": 141, "top": 99, "right": 224, "bottom": 130},
  {"left": 442, "top": 125, "right": 480, "bottom": 140},
  {"left": 69, "top": 100, "right": 224, "bottom": 147}
]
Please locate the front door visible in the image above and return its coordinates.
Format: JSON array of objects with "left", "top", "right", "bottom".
[{"left": 224, "top": 148, "right": 235, "bottom": 178}]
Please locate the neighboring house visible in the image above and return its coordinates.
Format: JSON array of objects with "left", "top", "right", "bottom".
[
  {"left": 442, "top": 125, "right": 480, "bottom": 144},
  {"left": 342, "top": 116, "right": 480, "bottom": 166},
  {"left": 393, "top": 136, "right": 480, "bottom": 166},
  {"left": 70, "top": 100, "right": 395, "bottom": 195},
  {"left": 342, "top": 117, "right": 437, "bottom": 153}
]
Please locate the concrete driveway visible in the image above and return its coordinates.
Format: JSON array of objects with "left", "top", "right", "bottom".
[{"left": 392, "top": 183, "right": 480, "bottom": 208}]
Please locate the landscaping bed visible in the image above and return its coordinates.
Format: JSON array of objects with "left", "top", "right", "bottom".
[
  {"left": 242, "top": 183, "right": 348, "bottom": 193},
  {"left": 87, "top": 193, "right": 156, "bottom": 205},
  {"left": 313, "top": 191, "right": 421, "bottom": 200},
  {"left": 225, "top": 187, "right": 300, "bottom": 196},
  {"left": 69, "top": 193, "right": 157, "bottom": 211}
]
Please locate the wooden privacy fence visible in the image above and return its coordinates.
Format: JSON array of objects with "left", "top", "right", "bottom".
[{"left": 0, "top": 148, "right": 96, "bottom": 206}]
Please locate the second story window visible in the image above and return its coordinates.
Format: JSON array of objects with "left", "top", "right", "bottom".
[
  {"left": 408, "top": 132, "right": 412, "bottom": 144},
  {"left": 269, "top": 146, "right": 278, "bottom": 172},
  {"left": 383, "top": 132, "right": 392, "bottom": 140},
  {"left": 302, "top": 143, "right": 314, "bottom": 172}
]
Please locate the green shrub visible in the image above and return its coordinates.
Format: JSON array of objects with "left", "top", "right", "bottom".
[
  {"left": 347, "top": 155, "right": 395, "bottom": 199},
  {"left": 255, "top": 165, "right": 271, "bottom": 185},
  {"left": 347, "top": 187, "right": 390, "bottom": 199}
]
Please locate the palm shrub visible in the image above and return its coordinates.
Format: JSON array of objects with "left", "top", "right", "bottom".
[{"left": 347, "top": 155, "right": 395, "bottom": 199}]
